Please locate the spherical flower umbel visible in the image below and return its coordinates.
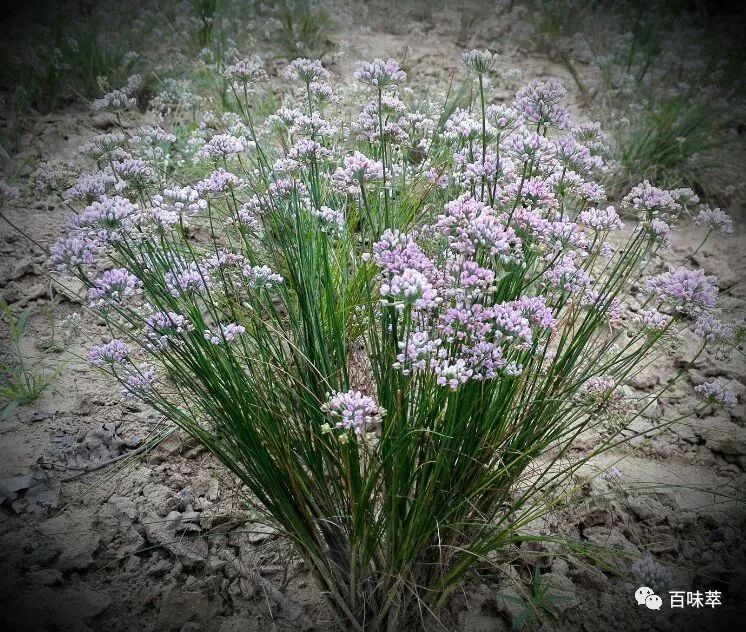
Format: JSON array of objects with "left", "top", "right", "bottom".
[
  {"left": 694, "top": 379, "right": 737, "bottom": 409},
  {"left": 195, "top": 134, "right": 248, "bottom": 161},
  {"left": 243, "top": 265, "right": 284, "bottom": 289},
  {"left": 145, "top": 311, "right": 193, "bottom": 348},
  {"left": 637, "top": 308, "right": 671, "bottom": 333},
  {"left": 195, "top": 169, "right": 245, "bottom": 196},
  {"left": 284, "top": 58, "right": 330, "bottom": 83},
  {"left": 694, "top": 207, "right": 733, "bottom": 235},
  {"left": 89, "top": 339, "right": 129, "bottom": 366},
  {"left": 353, "top": 58, "right": 406, "bottom": 89},
  {"left": 88, "top": 268, "right": 142, "bottom": 307},
  {"left": 578, "top": 206, "right": 623, "bottom": 232},
  {"left": 50, "top": 234, "right": 102, "bottom": 271},
  {"left": 321, "top": 390, "right": 385, "bottom": 434},
  {"left": 694, "top": 311, "right": 735, "bottom": 343},
  {"left": 630, "top": 554, "right": 673, "bottom": 595},
  {"left": 122, "top": 363, "right": 156, "bottom": 399},
  {"left": 622, "top": 181, "right": 679, "bottom": 217},
  {"left": 514, "top": 77, "right": 570, "bottom": 129},
  {"left": 462, "top": 49, "right": 497, "bottom": 75},
  {"left": 380, "top": 268, "right": 440, "bottom": 312},
  {"left": 646, "top": 266, "right": 718, "bottom": 315},
  {"left": 204, "top": 323, "right": 246, "bottom": 345},
  {"left": 332, "top": 152, "right": 384, "bottom": 194},
  {"left": 224, "top": 57, "right": 267, "bottom": 84},
  {"left": 91, "top": 89, "right": 136, "bottom": 113},
  {"left": 73, "top": 195, "right": 139, "bottom": 242}
]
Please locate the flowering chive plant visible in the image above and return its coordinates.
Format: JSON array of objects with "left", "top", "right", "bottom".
[{"left": 45, "top": 51, "right": 736, "bottom": 629}]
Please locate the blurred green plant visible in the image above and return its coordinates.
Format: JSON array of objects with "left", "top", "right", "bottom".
[
  {"left": 276, "top": 0, "right": 335, "bottom": 59},
  {"left": 500, "top": 567, "right": 571, "bottom": 631},
  {"left": 0, "top": 302, "right": 64, "bottom": 420}
]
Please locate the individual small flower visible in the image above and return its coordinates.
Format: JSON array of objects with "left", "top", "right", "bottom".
[
  {"left": 204, "top": 323, "right": 246, "bottom": 344},
  {"left": 353, "top": 58, "right": 406, "bottom": 89},
  {"left": 514, "top": 77, "right": 570, "bottom": 129},
  {"left": 694, "top": 207, "right": 733, "bottom": 235},
  {"left": 578, "top": 206, "right": 623, "bottom": 232},
  {"left": 243, "top": 264, "right": 284, "bottom": 289},
  {"left": 646, "top": 267, "right": 718, "bottom": 315},
  {"left": 88, "top": 268, "right": 142, "bottom": 307},
  {"left": 284, "top": 58, "right": 330, "bottom": 83},
  {"left": 694, "top": 311, "right": 735, "bottom": 343},
  {"left": 694, "top": 379, "right": 737, "bottom": 409},
  {"left": 462, "top": 49, "right": 497, "bottom": 74},
  {"left": 224, "top": 57, "right": 267, "bottom": 84},
  {"left": 89, "top": 339, "right": 129, "bottom": 366},
  {"left": 321, "top": 390, "right": 385, "bottom": 434}
]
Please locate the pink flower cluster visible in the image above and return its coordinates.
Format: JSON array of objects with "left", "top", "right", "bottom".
[{"left": 322, "top": 390, "right": 385, "bottom": 434}]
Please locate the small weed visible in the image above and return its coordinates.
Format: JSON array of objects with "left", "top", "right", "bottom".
[
  {"left": 0, "top": 302, "right": 64, "bottom": 420},
  {"left": 500, "top": 567, "right": 571, "bottom": 631},
  {"left": 276, "top": 0, "right": 335, "bottom": 59}
]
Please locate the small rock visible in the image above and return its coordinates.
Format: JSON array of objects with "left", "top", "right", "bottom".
[
  {"left": 26, "top": 568, "right": 62, "bottom": 586},
  {"left": 540, "top": 571, "right": 578, "bottom": 612},
  {"left": 695, "top": 416, "right": 746, "bottom": 456},
  {"left": 3, "top": 587, "right": 111, "bottom": 632},
  {"left": 216, "top": 617, "right": 260, "bottom": 632},
  {"left": 142, "top": 512, "right": 208, "bottom": 566},
  {"left": 0, "top": 474, "right": 34, "bottom": 504},
  {"left": 91, "top": 113, "right": 114, "bottom": 130},
  {"left": 127, "top": 435, "right": 142, "bottom": 448},
  {"left": 493, "top": 587, "right": 524, "bottom": 624},
  {"left": 247, "top": 523, "right": 277, "bottom": 544}
]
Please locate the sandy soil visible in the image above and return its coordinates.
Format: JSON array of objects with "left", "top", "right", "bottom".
[{"left": 1, "top": 2, "right": 744, "bottom": 631}]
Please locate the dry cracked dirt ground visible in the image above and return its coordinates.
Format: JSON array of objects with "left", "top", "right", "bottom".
[{"left": 1, "top": 1, "right": 745, "bottom": 631}]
